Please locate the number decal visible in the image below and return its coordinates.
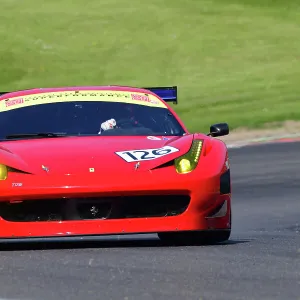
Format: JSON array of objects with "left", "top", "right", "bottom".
[
  {"left": 139, "top": 151, "right": 156, "bottom": 160},
  {"left": 122, "top": 151, "right": 139, "bottom": 161},
  {"left": 115, "top": 146, "right": 179, "bottom": 162},
  {"left": 152, "top": 148, "right": 172, "bottom": 156}
]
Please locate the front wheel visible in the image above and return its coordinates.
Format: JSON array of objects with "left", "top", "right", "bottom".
[{"left": 157, "top": 230, "right": 231, "bottom": 246}]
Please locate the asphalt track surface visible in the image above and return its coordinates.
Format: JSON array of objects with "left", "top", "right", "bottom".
[{"left": 0, "top": 142, "right": 299, "bottom": 300}]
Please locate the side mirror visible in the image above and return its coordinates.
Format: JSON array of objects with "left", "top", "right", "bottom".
[{"left": 208, "top": 123, "right": 229, "bottom": 137}]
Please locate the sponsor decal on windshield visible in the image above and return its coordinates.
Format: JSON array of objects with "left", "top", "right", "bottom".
[
  {"left": 0, "top": 90, "right": 167, "bottom": 112},
  {"left": 131, "top": 93, "right": 160, "bottom": 105},
  {"left": 5, "top": 98, "right": 24, "bottom": 107}
]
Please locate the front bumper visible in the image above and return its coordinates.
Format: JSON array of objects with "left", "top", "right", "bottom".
[
  {"left": 0, "top": 171, "right": 231, "bottom": 239},
  {"left": 0, "top": 199, "right": 230, "bottom": 239}
]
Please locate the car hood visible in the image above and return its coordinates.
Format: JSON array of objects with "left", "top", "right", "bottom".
[{"left": 0, "top": 135, "right": 195, "bottom": 175}]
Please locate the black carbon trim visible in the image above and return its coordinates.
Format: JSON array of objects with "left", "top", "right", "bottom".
[{"left": 220, "top": 169, "right": 231, "bottom": 194}]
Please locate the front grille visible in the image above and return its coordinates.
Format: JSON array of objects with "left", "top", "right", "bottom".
[{"left": 0, "top": 195, "right": 190, "bottom": 222}]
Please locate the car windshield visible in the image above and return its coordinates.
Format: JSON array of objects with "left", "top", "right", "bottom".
[{"left": 0, "top": 95, "right": 185, "bottom": 140}]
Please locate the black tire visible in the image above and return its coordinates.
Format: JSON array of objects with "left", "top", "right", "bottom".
[{"left": 158, "top": 229, "right": 231, "bottom": 246}]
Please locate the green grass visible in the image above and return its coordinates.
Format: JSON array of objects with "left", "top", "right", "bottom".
[{"left": 1, "top": 0, "right": 300, "bottom": 132}]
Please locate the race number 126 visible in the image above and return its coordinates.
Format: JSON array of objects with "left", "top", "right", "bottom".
[{"left": 115, "top": 146, "right": 179, "bottom": 162}]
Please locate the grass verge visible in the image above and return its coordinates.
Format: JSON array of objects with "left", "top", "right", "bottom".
[{"left": 1, "top": 0, "right": 300, "bottom": 132}]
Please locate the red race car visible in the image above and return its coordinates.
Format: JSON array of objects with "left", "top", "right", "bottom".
[{"left": 0, "top": 86, "right": 231, "bottom": 244}]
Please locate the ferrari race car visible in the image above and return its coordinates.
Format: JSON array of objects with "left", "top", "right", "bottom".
[{"left": 0, "top": 85, "right": 231, "bottom": 244}]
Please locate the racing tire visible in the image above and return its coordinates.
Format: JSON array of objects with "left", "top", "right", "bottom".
[{"left": 157, "top": 229, "right": 231, "bottom": 246}]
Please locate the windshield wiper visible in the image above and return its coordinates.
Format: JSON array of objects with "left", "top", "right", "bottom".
[{"left": 5, "top": 132, "right": 68, "bottom": 139}]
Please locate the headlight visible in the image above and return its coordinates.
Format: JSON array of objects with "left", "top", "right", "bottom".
[
  {"left": 0, "top": 164, "right": 8, "bottom": 180},
  {"left": 174, "top": 140, "right": 203, "bottom": 174}
]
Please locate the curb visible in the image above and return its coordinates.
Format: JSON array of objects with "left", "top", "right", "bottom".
[{"left": 226, "top": 133, "right": 300, "bottom": 149}]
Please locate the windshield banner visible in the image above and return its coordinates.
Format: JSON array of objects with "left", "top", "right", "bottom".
[{"left": 0, "top": 90, "right": 167, "bottom": 112}]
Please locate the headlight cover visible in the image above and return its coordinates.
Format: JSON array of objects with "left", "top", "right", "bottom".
[
  {"left": 174, "top": 140, "right": 203, "bottom": 174},
  {"left": 0, "top": 164, "right": 8, "bottom": 180}
]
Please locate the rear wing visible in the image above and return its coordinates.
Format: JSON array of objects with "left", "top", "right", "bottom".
[
  {"left": 143, "top": 86, "right": 177, "bottom": 104},
  {"left": 0, "top": 86, "right": 178, "bottom": 104}
]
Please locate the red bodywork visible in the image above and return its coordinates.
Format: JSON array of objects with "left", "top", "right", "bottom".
[{"left": 0, "top": 86, "right": 231, "bottom": 239}]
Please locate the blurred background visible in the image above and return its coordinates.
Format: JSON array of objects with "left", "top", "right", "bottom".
[{"left": 1, "top": 0, "right": 300, "bottom": 135}]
